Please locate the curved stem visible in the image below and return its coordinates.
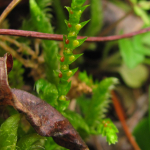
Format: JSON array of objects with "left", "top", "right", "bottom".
[{"left": 0, "top": 0, "right": 22, "bottom": 25}]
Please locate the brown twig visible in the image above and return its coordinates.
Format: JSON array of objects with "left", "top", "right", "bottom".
[
  {"left": 0, "top": 28, "right": 149, "bottom": 42},
  {"left": 0, "top": 36, "right": 35, "bottom": 56},
  {"left": 0, "top": 40, "right": 33, "bottom": 67},
  {"left": 0, "top": 0, "right": 22, "bottom": 25},
  {"left": 111, "top": 90, "right": 141, "bottom": 150}
]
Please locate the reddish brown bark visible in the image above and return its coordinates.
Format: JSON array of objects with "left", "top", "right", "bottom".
[{"left": 0, "top": 53, "right": 89, "bottom": 150}]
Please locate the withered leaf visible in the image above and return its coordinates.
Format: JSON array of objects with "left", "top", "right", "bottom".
[{"left": 0, "top": 53, "right": 89, "bottom": 150}]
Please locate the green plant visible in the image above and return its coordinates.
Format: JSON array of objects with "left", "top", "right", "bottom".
[
  {"left": 34, "top": 0, "right": 118, "bottom": 146},
  {"left": 0, "top": 0, "right": 121, "bottom": 149}
]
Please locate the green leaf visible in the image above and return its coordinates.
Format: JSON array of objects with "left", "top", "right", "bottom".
[
  {"left": 119, "top": 63, "right": 148, "bottom": 88},
  {"left": 16, "top": 133, "right": 46, "bottom": 150},
  {"left": 133, "top": 34, "right": 150, "bottom": 56},
  {"left": 138, "top": 1, "right": 150, "bottom": 10},
  {"left": 84, "top": 0, "right": 103, "bottom": 36},
  {"left": 0, "top": 114, "right": 20, "bottom": 150},
  {"left": 35, "top": 79, "right": 48, "bottom": 94},
  {"left": 133, "top": 5, "right": 150, "bottom": 25},
  {"left": 62, "top": 110, "right": 89, "bottom": 133},
  {"left": 119, "top": 38, "right": 144, "bottom": 69},
  {"left": 35, "top": 79, "right": 58, "bottom": 107},
  {"left": 57, "top": 100, "right": 70, "bottom": 112},
  {"left": 133, "top": 118, "right": 150, "bottom": 150}
]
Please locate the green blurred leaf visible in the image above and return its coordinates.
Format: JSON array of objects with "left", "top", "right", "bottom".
[
  {"left": 45, "top": 137, "right": 68, "bottom": 150},
  {"left": 78, "top": 71, "right": 94, "bottom": 86},
  {"left": 119, "top": 38, "right": 144, "bottom": 69},
  {"left": 53, "top": 0, "right": 67, "bottom": 34},
  {"left": 138, "top": 1, "right": 150, "bottom": 10},
  {"left": 130, "top": 0, "right": 137, "bottom": 4},
  {"left": 0, "top": 114, "right": 20, "bottom": 150},
  {"left": 119, "top": 63, "right": 148, "bottom": 88},
  {"left": 133, "top": 118, "right": 150, "bottom": 150},
  {"left": 58, "top": 100, "right": 70, "bottom": 112},
  {"left": 133, "top": 5, "right": 150, "bottom": 25},
  {"left": 35, "top": 79, "right": 48, "bottom": 94},
  {"left": 16, "top": 133, "right": 46, "bottom": 150},
  {"left": 29, "top": 0, "right": 59, "bottom": 85},
  {"left": 84, "top": 0, "right": 103, "bottom": 36},
  {"left": 133, "top": 34, "right": 150, "bottom": 56},
  {"left": 77, "top": 95, "right": 91, "bottom": 117},
  {"left": 63, "top": 110, "right": 89, "bottom": 133},
  {"left": 35, "top": 79, "right": 58, "bottom": 107}
]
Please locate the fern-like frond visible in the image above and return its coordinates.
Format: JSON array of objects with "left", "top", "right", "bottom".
[{"left": 85, "top": 77, "right": 118, "bottom": 127}]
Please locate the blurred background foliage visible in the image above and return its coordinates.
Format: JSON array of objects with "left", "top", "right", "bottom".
[{"left": 0, "top": 0, "right": 150, "bottom": 149}]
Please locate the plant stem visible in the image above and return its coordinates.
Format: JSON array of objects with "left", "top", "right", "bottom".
[
  {"left": 111, "top": 90, "right": 141, "bottom": 150},
  {"left": 0, "top": 27, "right": 150, "bottom": 42},
  {"left": 0, "top": 0, "right": 22, "bottom": 25}
]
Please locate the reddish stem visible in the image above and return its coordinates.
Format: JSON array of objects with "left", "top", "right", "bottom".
[
  {"left": 111, "top": 90, "right": 141, "bottom": 150},
  {"left": 0, "top": 28, "right": 149, "bottom": 42}
]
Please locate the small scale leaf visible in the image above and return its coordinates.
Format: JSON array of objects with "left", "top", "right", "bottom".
[
  {"left": 71, "top": 0, "right": 86, "bottom": 8},
  {"left": 58, "top": 100, "right": 70, "bottom": 112},
  {"left": 58, "top": 81, "right": 71, "bottom": 96},
  {"left": 72, "top": 37, "right": 87, "bottom": 49},
  {"left": 35, "top": 79, "right": 48, "bottom": 94},
  {"left": 61, "top": 68, "right": 78, "bottom": 80}
]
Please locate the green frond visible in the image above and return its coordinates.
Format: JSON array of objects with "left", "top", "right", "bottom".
[
  {"left": 35, "top": 0, "right": 52, "bottom": 15},
  {"left": 85, "top": 77, "right": 118, "bottom": 127},
  {"left": 98, "top": 119, "right": 118, "bottom": 145},
  {"left": 57, "top": 1, "right": 89, "bottom": 102},
  {"left": 35, "top": 79, "right": 58, "bottom": 107},
  {"left": 30, "top": 0, "right": 59, "bottom": 85}
]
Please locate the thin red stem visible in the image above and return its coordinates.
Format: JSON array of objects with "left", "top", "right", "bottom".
[
  {"left": 111, "top": 90, "right": 141, "bottom": 150},
  {"left": 0, "top": 27, "right": 150, "bottom": 42}
]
